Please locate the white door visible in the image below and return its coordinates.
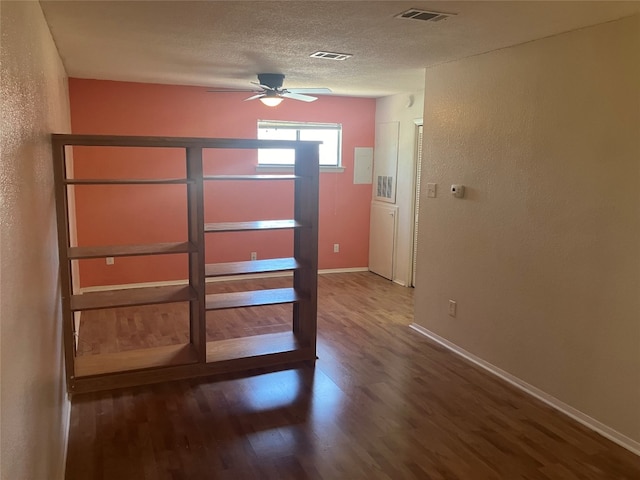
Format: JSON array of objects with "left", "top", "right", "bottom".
[
  {"left": 369, "top": 202, "right": 398, "bottom": 280},
  {"left": 369, "top": 121, "right": 399, "bottom": 280}
]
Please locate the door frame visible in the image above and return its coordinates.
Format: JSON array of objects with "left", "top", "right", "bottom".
[{"left": 409, "top": 118, "right": 423, "bottom": 287}]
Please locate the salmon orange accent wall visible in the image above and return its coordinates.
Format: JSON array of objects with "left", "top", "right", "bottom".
[{"left": 69, "top": 79, "right": 374, "bottom": 287}]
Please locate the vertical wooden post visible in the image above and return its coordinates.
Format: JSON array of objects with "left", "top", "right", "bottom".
[
  {"left": 293, "top": 142, "right": 319, "bottom": 355},
  {"left": 186, "top": 147, "right": 206, "bottom": 362},
  {"left": 51, "top": 137, "right": 76, "bottom": 390}
]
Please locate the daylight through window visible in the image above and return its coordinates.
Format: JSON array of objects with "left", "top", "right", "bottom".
[{"left": 257, "top": 120, "right": 342, "bottom": 166}]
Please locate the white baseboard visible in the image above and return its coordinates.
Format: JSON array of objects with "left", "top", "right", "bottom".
[
  {"left": 319, "top": 267, "right": 368, "bottom": 275},
  {"left": 409, "top": 323, "right": 640, "bottom": 457},
  {"left": 79, "top": 267, "right": 370, "bottom": 294}
]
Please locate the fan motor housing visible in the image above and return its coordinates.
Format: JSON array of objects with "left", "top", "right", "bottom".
[{"left": 258, "top": 73, "right": 285, "bottom": 89}]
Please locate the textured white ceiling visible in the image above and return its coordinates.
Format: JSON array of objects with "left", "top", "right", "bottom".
[{"left": 40, "top": 1, "right": 640, "bottom": 97}]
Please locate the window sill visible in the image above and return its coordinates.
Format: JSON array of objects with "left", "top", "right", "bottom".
[{"left": 256, "top": 165, "right": 345, "bottom": 174}]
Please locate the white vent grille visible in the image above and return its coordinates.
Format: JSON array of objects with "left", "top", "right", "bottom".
[
  {"left": 310, "top": 51, "right": 352, "bottom": 61},
  {"left": 395, "top": 9, "right": 455, "bottom": 22}
]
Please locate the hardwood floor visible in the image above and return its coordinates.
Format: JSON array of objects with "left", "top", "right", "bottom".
[{"left": 66, "top": 272, "right": 640, "bottom": 479}]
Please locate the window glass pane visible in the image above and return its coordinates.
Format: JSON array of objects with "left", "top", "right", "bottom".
[
  {"left": 299, "top": 129, "right": 339, "bottom": 166},
  {"left": 257, "top": 122, "right": 341, "bottom": 166},
  {"left": 258, "top": 127, "right": 296, "bottom": 165},
  {"left": 258, "top": 127, "right": 296, "bottom": 141}
]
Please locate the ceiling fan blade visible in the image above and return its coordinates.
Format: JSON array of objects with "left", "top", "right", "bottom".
[
  {"left": 244, "top": 93, "right": 265, "bottom": 101},
  {"left": 207, "top": 88, "right": 258, "bottom": 93},
  {"left": 251, "top": 81, "right": 275, "bottom": 91},
  {"left": 281, "top": 92, "right": 318, "bottom": 102},
  {"left": 286, "top": 88, "right": 332, "bottom": 94}
]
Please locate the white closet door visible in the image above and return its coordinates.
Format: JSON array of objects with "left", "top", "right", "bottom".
[{"left": 369, "top": 202, "right": 398, "bottom": 280}]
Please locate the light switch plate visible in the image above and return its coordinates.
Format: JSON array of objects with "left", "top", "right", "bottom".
[
  {"left": 426, "top": 183, "right": 437, "bottom": 198},
  {"left": 448, "top": 300, "right": 457, "bottom": 317}
]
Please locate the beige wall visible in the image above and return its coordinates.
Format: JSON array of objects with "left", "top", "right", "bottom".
[
  {"left": 0, "top": 2, "right": 71, "bottom": 479},
  {"left": 375, "top": 91, "right": 425, "bottom": 286},
  {"left": 415, "top": 16, "right": 640, "bottom": 443}
]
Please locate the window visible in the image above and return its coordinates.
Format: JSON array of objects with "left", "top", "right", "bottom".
[{"left": 257, "top": 120, "right": 342, "bottom": 167}]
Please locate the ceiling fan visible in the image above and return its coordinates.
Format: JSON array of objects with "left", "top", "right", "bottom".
[{"left": 208, "top": 73, "right": 331, "bottom": 106}]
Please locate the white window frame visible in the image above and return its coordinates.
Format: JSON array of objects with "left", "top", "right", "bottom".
[{"left": 256, "top": 120, "right": 344, "bottom": 173}]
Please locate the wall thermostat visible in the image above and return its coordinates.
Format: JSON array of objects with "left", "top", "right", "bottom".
[{"left": 451, "top": 184, "right": 465, "bottom": 198}]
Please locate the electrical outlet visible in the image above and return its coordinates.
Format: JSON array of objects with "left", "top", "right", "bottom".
[
  {"left": 250, "top": 252, "right": 257, "bottom": 261},
  {"left": 106, "top": 257, "right": 114, "bottom": 265},
  {"left": 333, "top": 243, "right": 340, "bottom": 253},
  {"left": 426, "top": 183, "right": 437, "bottom": 198},
  {"left": 448, "top": 300, "right": 457, "bottom": 317}
]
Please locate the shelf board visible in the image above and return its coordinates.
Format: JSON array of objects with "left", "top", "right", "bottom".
[
  {"left": 206, "top": 287, "right": 301, "bottom": 310},
  {"left": 204, "top": 219, "right": 302, "bottom": 233},
  {"left": 206, "top": 332, "right": 299, "bottom": 363},
  {"left": 203, "top": 175, "right": 298, "bottom": 181},
  {"left": 205, "top": 257, "right": 300, "bottom": 277},
  {"left": 68, "top": 242, "right": 196, "bottom": 259},
  {"left": 71, "top": 285, "right": 196, "bottom": 311},
  {"left": 53, "top": 134, "right": 321, "bottom": 150},
  {"left": 65, "top": 178, "right": 191, "bottom": 185},
  {"left": 75, "top": 343, "right": 198, "bottom": 377}
]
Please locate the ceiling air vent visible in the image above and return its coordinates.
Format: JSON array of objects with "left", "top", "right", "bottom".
[
  {"left": 310, "top": 51, "right": 352, "bottom": 61},
  {"left": 395, "top": 9, "right": 455, "bottom": 22}
]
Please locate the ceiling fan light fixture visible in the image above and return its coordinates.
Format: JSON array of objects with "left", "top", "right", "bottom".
[
  {"left": 259, "top": 93, "right": 283, "bottom": 107},
  {"left": 213, "top": 74, "right": 327, "bottom": 105}
]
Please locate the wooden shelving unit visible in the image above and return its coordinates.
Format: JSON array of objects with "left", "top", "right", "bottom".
[
  {"left": 69, "top": 285, "right": 197, "bottom": 311},
  {"left": 205, "top": 257, "right": 300, "bottom": 277},
  {"left": 74, "top": 344, "right": 198, "bottom": 377},
  {"left": 202, "top": 174, "right": 298, "bottom": 181},
  {"left": 205, "top": 288, "right": 303, "bottom": 310},
  {"left": 204, "top": 219, "right": 302, "bottom": 232},
  {"left": 52, "top": 134, "right": 319, "bottom": 394},
  {"left": 68, "top": 241, "right": 197, "bottom": 259},
  {"left": 206, "top": 332, "right": 299, "bottom": 363},
  {"left": 64, "top": 178, "right": 193, "bottom": 185}
]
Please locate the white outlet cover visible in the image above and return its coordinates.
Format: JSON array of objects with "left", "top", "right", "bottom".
[{"left": 451, "top": 184, "right": 465, "bottom": 198}]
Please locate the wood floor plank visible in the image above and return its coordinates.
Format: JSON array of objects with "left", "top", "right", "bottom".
[{"left": 66, "top": 272, "right": 640, "bottom": 479}]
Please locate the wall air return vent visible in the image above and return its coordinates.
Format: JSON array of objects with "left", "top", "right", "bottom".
[
  {"left": 310, "top": 51, "right": 352, "bottom": 61},
  {"left": 395, "top": 9, "right": 455, "bottom": 22}
]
